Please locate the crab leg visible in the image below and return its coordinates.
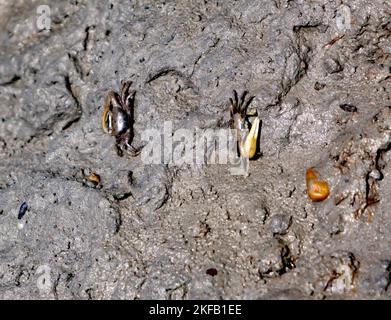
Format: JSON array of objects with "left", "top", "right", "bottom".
[{"left": 120, "top": 81, "right": 132, "bottom": 103}]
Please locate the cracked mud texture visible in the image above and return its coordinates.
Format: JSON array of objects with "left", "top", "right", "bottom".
[{"left": 0, "top": 0, "right": 390, "bottom": 299}]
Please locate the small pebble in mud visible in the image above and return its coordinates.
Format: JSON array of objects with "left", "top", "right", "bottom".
[
  {"left": 87, "top": 172, "right": 101, "bottom": 186},
  {"left": 18, "top": 202, "right": 28, "bottom": 220},
  {"left": 369, "top": 169, "right": 382, "bottom": 181},
  {"left": 314, "top": 82, "right": 326, "bottom": 91},
  {"left": 336, "top": 4, "right": 352, "bottom": 32},
  {"left": 268, "top": 214, "right": 292, "bottom": 235},
  {"left": 323, "top": 58, "right": 343, "bottom": 74},
  {"left": 339, "top": 104, "right": 357, "bottom": 113},
  {"left": 206, "top": 268, "right": 218, "bottom": 276},
  {"left": 127, "top": 171, "right": 134, "bottom": 185}
]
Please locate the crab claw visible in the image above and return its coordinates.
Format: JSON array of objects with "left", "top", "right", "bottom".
[
  {"left": 102, "top": 106, "right": 112, "bottom": 134},
  {"left": 102, "top": 91, "right": 119, "bottom": 134},
  {"left": 239, "top": 117, "right": 260, "bottom": 159}
]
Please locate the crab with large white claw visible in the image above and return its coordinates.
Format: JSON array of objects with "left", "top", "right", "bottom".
[{"left": 229, "top": 90, "right": 261, "bottom": 159}]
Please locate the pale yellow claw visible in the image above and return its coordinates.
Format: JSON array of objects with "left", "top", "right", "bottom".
[
  {"left": 102, "top": 104, "right": 112, "bottom": 134},
  {"left": 102, "top": 91, "right": 117, "bottom": 134},
  {"left": 240, "top": 117, "right": 260, "bottom": 159}
]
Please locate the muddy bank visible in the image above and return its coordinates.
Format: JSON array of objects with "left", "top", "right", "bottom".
[{"left": 0, "top": 0, "right": 390, "bottom": 299}]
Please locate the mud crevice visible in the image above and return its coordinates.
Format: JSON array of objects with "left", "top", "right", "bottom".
[{"left": 0, "top": 75, "right": 21, "bottom": 86}]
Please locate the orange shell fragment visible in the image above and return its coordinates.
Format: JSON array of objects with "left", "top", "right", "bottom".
[
  {"left": 306, "top": 168, "right": 330, "bottom": 202},
  {"left": 87, "top": 172, "right": 101, "bottom": 186}
]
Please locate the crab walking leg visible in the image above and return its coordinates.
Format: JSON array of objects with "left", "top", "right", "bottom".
[
  {"left": 239, "top": 117, "right": 260, "bottom": 159},
  {"left": 120, "top": 81, "right": 132, "bottom": 103}
]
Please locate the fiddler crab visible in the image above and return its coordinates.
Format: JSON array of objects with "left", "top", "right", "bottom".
[
  {"left": 101, "top": 81, "right": 142, "bottom": 156},
  {"left": 229, "top": 90, "right": 261, "bottom": 159}
]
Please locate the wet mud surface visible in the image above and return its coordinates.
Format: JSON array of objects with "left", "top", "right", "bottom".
[{"left": 0, "top": 0, "right": 390, "bottom": 299}]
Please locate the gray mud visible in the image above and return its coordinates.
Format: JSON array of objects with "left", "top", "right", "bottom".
[{"left": 0, "top": 0, "right": 390, "bottom": 299}]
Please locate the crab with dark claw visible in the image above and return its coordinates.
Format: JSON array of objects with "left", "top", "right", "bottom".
[
  {"left": 102, "top": 81, "right": 142, "bottom": 156},
  {"left": 229, "top": 90, "right": 261, "bottom": 159}
]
